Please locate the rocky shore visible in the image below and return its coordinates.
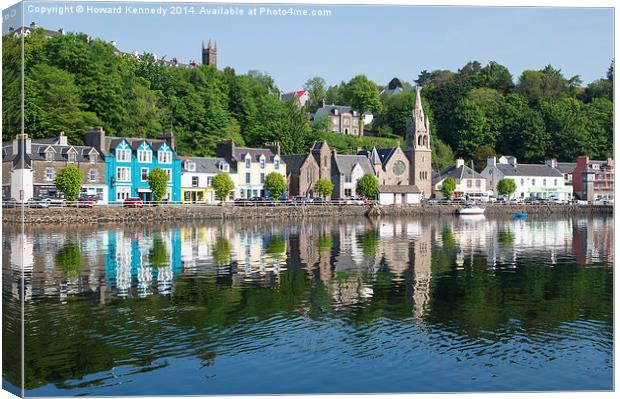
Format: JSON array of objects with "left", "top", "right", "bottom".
[{"left": 1, "top": 204, "right": 613, "bottom": 225}]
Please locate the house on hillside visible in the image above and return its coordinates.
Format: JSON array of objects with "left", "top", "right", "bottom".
[{"left": 432, "top": 158, "right": 488, "bottom": 199}]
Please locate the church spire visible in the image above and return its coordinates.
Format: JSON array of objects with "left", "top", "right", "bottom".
[{"left": 414, "top": 85, "right": 425, "bottom": 122}]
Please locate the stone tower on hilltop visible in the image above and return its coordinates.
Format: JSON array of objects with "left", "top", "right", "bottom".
[
  {"left": 202, "top": 40, "right": 217, "bottom": 67},
  {"left": 406, "top": 86, "right": 432, "bottom": 198}
]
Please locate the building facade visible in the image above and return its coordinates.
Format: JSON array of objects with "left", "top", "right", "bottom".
[
  {"left": 377, "top": 185, "right": 422, "bottom": 205},
  {"left": 432, "top": 158, "right": 488, "bottom": 199},
  {"left": 2, "top": 133, "right": 108, "bottom": 203},
  {"left": 281, "top": 154, "right": 320, "bottom": 198},
  {"left": 358, "top": 144, "right": 410, "bottom": 186},
  {"left": 332, "top": 153, "right": 375, "bottom": 199},
  {"left": 215, "top": 140, "right": 286, "bottom": 199},
  {"left": 314, "top": 105, "right": 363, "bottom": 136},
  {"left": 180, "top": 157, "right": 231, "bottom": 204},
  {"left": 481, "top": 156, "right": 571, "bottom": 201},
  {"left": 572, "top": 156, "right": 614, "bottom": 202},
  {"left": 84, "top": 127, "right": 181, "bottom": 203},
  {"left": 405, "top": 87, "right": 432, "bottom": 198},
  {"left": 201, "top": 40, "right": 217, "bottom": 67}
]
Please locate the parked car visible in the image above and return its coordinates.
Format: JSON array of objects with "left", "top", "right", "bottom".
[
  {"left": 123, "top": 197, "right": 144, "bottom": 208},
  {"left": 76, "top": 195, "right": 97, "bottom": 208},
  {"left": 295, "top": 196, "right": 313, "bottom": 204},
  {"left": 44, "top": 195, "right": 67, "bottom": 206},
  {"left": 312, "top": 197, "right": 327, "bottom": 205},
  {"left": 2, "top": 197, "right": 17, "bottom": 208},
  {"left": 345, "top": 197, "right": 364, "bottom": 205},
  {"left": 234, "top": 198, "right": 252, "bottom": 207},
  {"left": 27, "top": 197, "right": 50, "bottom": 208}
]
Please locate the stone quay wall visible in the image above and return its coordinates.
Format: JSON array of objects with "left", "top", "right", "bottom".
[{"left": 1, "top": 204, "right": 613, "bottom": 225}]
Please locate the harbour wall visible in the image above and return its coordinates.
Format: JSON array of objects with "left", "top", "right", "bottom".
[{"left": 2, "top": 204, "right": 613, "bottom": 225}]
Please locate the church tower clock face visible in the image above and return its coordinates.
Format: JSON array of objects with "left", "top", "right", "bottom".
[{"left": 392, "top": 160, "right": 406, "bottom": 176}]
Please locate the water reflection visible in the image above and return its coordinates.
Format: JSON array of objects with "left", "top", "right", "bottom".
[{"left": 1, "top": 215, "right": 613, "bottom": 395}]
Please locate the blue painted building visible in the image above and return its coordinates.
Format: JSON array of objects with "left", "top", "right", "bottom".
[{"left": 84, "top": 127, "right": 181, "bottom": 202}]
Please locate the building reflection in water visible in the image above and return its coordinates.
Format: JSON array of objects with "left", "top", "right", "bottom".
[{"left": 2, "top": 217, "right": 613, "bottom": 315}]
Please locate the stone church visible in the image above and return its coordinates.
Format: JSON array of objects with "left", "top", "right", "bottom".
[{"left": 406, "top": 87, "right": 433, "bottom": 198}]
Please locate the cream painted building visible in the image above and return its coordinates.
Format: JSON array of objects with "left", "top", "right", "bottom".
[{"left": 215, "top": 140, "right": 286, "bottom": 199}]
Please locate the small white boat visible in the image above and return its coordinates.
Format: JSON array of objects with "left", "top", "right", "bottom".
[{"left": 457, "top": 205, "right": 485, "bottom": 215}]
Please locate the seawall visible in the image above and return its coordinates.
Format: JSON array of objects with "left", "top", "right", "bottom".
[{"left": 1, "top": 204, "right": 613, "bottom": 225}]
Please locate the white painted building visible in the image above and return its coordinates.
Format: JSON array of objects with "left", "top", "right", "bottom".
[
  {"left": 378, "top": 185, "right": 422, "bottom": 205},
  {"left": 481, "top": 156, "right": 572, "bottom": 201}
]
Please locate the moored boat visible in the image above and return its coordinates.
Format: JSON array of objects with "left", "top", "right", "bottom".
[{"left": 457, "top": 204, "right": 485, "bottom": 215}]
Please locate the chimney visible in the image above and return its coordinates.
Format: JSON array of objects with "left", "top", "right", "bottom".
[
  {"left": 58, "top": 131, "right": 68, "bottom": 146},
  {"left": 160, "top": 131, "right": 175, "bottom": 151},
  {"left": 545, "top": 158, "right": 557, "bottom": 169},
  {"left": 267, "top": 142, "right": 281, "bottom": 156},
  {"left": 487, "top": 156, "right": 497, "bottom": 168},
  {"left": 13, "top": 133, "right": 31, "bottom": 155},
  {"left": 456, "top": 158, "right": 465, "bottom": 168},
  {"left": 320, "top": 98, "right": 326, "bottom": 108},
  {"left": 216, "top": 140, "right": 235, "bottom": 158},
  {"left": 84, "top": 126, "right": 106, "bottom": 151}
]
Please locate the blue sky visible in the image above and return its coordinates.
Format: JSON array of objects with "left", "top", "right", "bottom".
[{"left": 3, "top": 2, "right": 614, "bottom": 91}]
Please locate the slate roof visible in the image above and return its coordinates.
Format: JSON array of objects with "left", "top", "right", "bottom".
[
  {"left": 496, "top": 163, "right": 563, "bottom": 177},
  {"left": 433, "top": 164, "right": 485, "bottom": 184},
  {"left": 555, "top": 162, "right": 576, "bottom": 174},
  {"left": 378, "top": 185, "right": 421, "bottom": 193},
  {"left": 314, "top": 105, "right": 360, "bottom": 119},
  {"left": 231, "top": 147, "right": 280, "bottom": 163},
  {"left": 179, "top": 157, "right": 226, "bottom": 174},
  {"left": 358, "top": 146, "right": 399, "bottom": 167},
  {"left": 2, "top": 138, "right": 103, "bottom": 163},
  {"left": 280, "top": 154, "right": 309, "bottom": 174},
  {"left": 333, "top": 154, "right": 374, "bottom": 175},
  {"left": 103, "top": 137, "right": 170, "bottom": 154}
]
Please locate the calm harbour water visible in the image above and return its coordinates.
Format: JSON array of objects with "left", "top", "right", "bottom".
[{"left": 2, "top": 215, "right": 614, "bottom": 396}]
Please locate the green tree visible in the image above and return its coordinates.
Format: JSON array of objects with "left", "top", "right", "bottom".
[
  {"left": 212, "top": 173, "right": 235, "bottom": 203},
  {"left": 473, "top": 145, "right": 496, "bottom": 172},
  {"left": 432, "top": 138, "right": 455, "bottom": 171},
  {"left": 497, "top": 178, "right": 517, "bottom": 197},
  {"left": 147, "top": 168, "right": 170, "bottom": 203},
  {"left": 55, "top": 242, "right": 83, "bottom": 279},
  {"left": 303, "top": 76, "right": 326, "bottom": 113},
  {"left": 480, "top": 61, "right": 514, "bottom": 93},
  {"left": 55, "top": 165, "right": 83, "bottom": 201},
  {"left": 355, "top": 173, "right": 378, "bottom": 199},
  {"left": 497, "top": 94, "right": 549, "bottom": 162},
  {"left": 451, "top": 98, "right": 488, "bottom": 158},
  {"left": 314, "top": 178, "right": 334, "bottom": 199},
  {"left": 341, "top": 75, "right": 383, "bottom": 115},
  {"left": 264, "top": 172, "right": 287, "bottom": 200},
  {"left": 149, "top": 234, "right": 169, "bottom": 268},
  {"left": 387, "top": 77, "right": 404, "bottom": 90},
  {"left": 441, "top": 177, "right": 457, "bottom": 199}
]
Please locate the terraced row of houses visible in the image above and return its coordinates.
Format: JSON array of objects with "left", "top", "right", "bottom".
[{"left": 2, "top": 87, "right": 434, "bottom": 205}]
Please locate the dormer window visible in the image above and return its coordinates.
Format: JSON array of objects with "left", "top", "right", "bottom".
[
  {"left": 138, "top": 149, "right": 152, "bottom": 163},
  {"left": 45, "top": 151, "right": 54, "bottom": 162},
  {"left": 67, "top": 153, "right": 76, "bottom": 163},
  {"left": 274, "top": 159, "right": 280, "bottom": 170},
  {"left": 245, "top": 155, "right": 251, "bottom": 169},
  {"left": 89, "top": 153, "right": 97, "bottom": 163},
  {"left": 185, "top": 160, "right": 195, "bottom": 171},
  {"left": 219, "top": 162, "right": 229, "bottom": 172},
  {"left": 259, "top": 156, "right": 266, "bottom": 169},
  {"left": 116, "top": 148, "right": 131, "bottom": 162},
  {"left": 158, "top": 150, "right": 172, "bottom": 164}
]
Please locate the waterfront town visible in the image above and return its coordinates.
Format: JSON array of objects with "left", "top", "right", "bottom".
[
  {"left": 1, "top": 6, "right": 615, "bottom": 397},
  {"left": 1, "top": 23, "right": 614, "bottom": 209},
  {"left": 1, "top": 89, "right": 614, "bottom": 207}
]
